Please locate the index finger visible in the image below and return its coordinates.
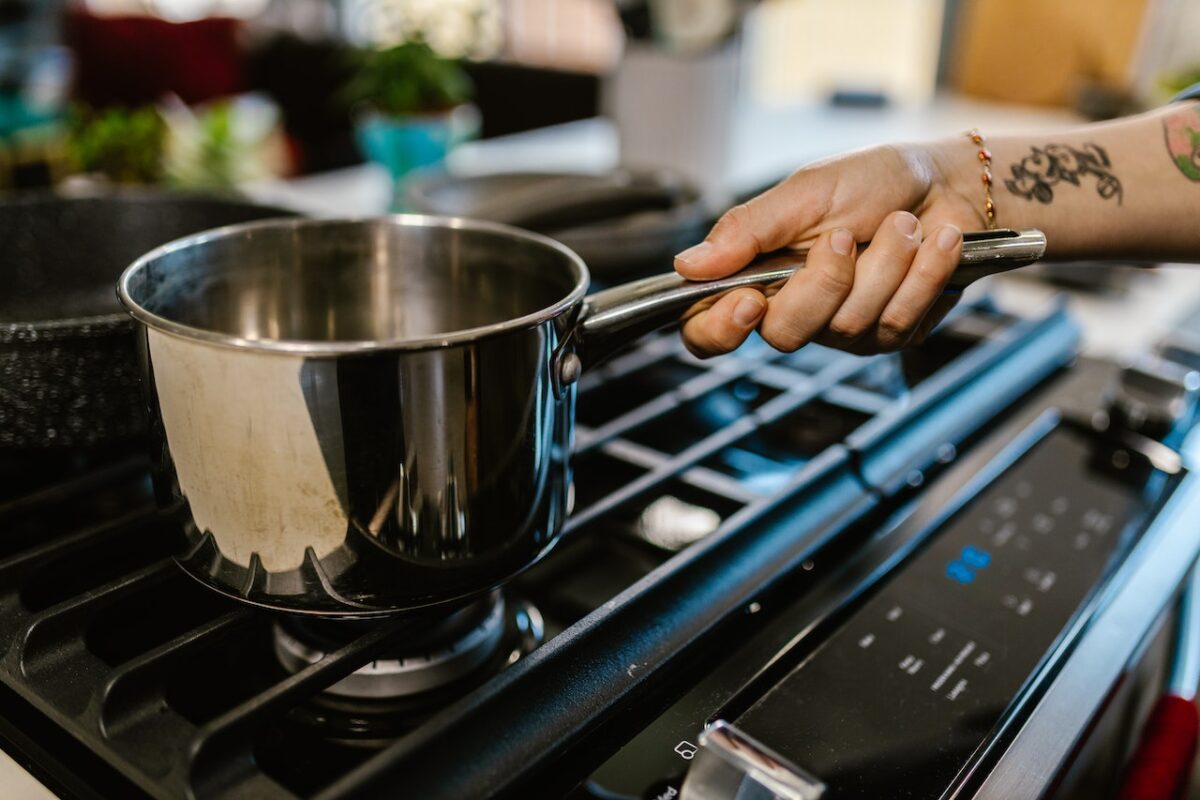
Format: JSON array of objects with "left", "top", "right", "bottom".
[{"left": 673, "top": 184, "right": 808, "bottom": 281}]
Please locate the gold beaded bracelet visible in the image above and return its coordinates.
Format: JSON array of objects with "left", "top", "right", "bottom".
[{"left": 966, "top": 129, "right": 997, "bottom": 230}]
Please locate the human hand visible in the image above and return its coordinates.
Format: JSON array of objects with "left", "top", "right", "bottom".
[{"left": 675, "top": 143, "right": 986, "bottom": 357}]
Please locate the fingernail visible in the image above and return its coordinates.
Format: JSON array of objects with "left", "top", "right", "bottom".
[
  {"left": 936, "top": 225, "right": 962, "bottom": 251},
  {"left": 733, "top": 296, "right": 765, "bottom": 327},
  {"left": 831, "top": 228, "right": 855, "bottom": 256},
  {"left": 675, "top": 241, "right": 714, "bottom": 267},
  {"left": 894, "top": 212, "right": 919, "bottom": 239}
]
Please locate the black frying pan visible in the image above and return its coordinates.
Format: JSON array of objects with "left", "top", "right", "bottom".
[
  {"left": 0, "top": 192, "right": 297, "bottom": 449},
  {"left": 403, "top": 168, "right": 711, "bottom": 281}
]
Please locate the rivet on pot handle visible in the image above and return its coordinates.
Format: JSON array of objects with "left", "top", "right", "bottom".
[
  {"left": 555, "top": 352, "right": 583, "bottom": 392},
  {"left": 566, "top": 228, "right": 1047, "bottom": 374}
]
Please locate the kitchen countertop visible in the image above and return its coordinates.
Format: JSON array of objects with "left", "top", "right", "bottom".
[
  {"left": 246, "top": 93, "right": 1084, "bottom": 217},
  {"left": 1, "top": 749, "right": 56, "bottom": 800},
  {"left": 989, "top": 266, "right": 1200, "bottom": 359}
]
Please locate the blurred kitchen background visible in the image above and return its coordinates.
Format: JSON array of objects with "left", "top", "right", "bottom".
[{"left": 2, "top": 0, "right": 1200, "bottom": 305}]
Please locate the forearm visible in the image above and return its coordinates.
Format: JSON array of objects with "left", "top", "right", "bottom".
[{"left": 932, "top": 102, "right": 1200, "bottom": 261}]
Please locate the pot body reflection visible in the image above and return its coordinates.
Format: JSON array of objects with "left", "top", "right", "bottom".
[
  {"left": 139, "top": 323, "right": 573, "bottom": 616},
  {"left": 122, "top": 217, "right": 584, "bottom": 617}
]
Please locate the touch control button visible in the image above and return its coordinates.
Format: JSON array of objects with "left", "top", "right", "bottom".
[
  {"left": 1002, "top": 595, "right": 1035, "bottom": 616},
  {"left": 1024, "top": 568, "right": 1057, "bottom": 592},
  {"left": 992, "top": 522, "right": 1017, "bottom": 547},
  {"left": 1082, "top": 509, "right": 1113, "bottom": 534},
  {"left": 930, "top": 642, "right": 976, "bottom": 694}
]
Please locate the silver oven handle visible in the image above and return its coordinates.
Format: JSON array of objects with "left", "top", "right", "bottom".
[{"left": 680, "top": 720, "right": 826, "bottom": 800}]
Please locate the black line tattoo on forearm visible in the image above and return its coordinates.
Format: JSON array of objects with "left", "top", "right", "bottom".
[{"left": 1003, "top": 143, "right": 1123, "bottom": 205}]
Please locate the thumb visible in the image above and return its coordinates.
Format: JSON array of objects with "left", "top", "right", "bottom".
[{"left": 674, "top": 189, "right": 798, "bottom": 280}]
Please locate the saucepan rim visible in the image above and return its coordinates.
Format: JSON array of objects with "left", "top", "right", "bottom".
[{"left": 116, "top": 214, "right": 591, "bottom": 356}]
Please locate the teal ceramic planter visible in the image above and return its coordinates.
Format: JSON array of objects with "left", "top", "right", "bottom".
[{"left": 355, "top": 104, "right": 480, "bottom": 184}]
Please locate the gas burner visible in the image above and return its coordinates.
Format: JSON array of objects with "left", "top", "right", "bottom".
[
  {"left": 273, "top": 593, "right": 545, "bottom": 746},
  {"left": 274, "top": 592, "right": 543, "bottom": 700}
]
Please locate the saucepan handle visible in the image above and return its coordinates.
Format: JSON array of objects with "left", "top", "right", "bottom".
[{"left": 567, "top": 228, "right": 1046, "bottom": 375}]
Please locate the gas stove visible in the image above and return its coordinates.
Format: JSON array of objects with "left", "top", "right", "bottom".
[{"left": 2, "top": 293, "right": 1199, "bottom": 800}]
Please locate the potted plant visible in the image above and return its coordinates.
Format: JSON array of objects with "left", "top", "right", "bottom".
[
  {"left": 65, "top": 105, "right": 167, "bottom": 185},
  {"left": 344, "top": 41, "right": 479, "bottom": 187}
]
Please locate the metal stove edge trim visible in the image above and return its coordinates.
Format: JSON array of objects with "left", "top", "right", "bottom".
[{"left": 969, "top": 422, "right": 1200, "bottom": 799}]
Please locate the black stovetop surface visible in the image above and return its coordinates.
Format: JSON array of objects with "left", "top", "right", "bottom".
[{"left": 0, "top": 297, "right": 1084, "bottom": 799}]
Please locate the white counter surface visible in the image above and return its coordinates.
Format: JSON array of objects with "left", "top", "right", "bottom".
[
  {"left": 0, "top": 749, "right": 57, "bottom": 799},
  {"left": 246, "top": 94, "right": 1082, "bottom": 217},
  {"left": 990, "top": 266, "right": 1200, "bottom": 359}
]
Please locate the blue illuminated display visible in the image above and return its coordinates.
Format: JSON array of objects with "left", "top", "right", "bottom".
[
  {"left": 947, "top": 545, "right": 992, "bottom": 585},
  {"left": 946, "top": 562, "right": 975, "bottom": 584},
  {"left": 961, "top": 545, "right": 991, "bottom": 568}
]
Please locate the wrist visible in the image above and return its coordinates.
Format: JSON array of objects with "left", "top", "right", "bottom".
[{"left": 914, "top": 136, "right": 991, "bottom": 232}]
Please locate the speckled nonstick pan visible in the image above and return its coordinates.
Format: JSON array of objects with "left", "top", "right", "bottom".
[{"left": 0, "top": 192, "right": 297, "bottom": 449}]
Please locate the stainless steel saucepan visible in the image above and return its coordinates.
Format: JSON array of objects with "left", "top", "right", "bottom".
[{"left": 117, "top": 216, "right": 1045, "bottom": 616}]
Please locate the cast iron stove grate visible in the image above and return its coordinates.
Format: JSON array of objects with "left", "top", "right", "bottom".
[{"left": 0, "top": 297, "right": 1079, "bottom": 799}]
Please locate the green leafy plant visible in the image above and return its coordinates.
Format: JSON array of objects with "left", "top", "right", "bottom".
[
  {"left": 165, "top": 100, "right": 238, "bottom": 189},
  {"left": 344, "top": 42, "right": 472, "bottom": 117},
  {"left": 192, "top": 101, "right": 237, "bottom": 187},
  {"left": 66, "top": 106, "right": 165, "bottom": 184}
]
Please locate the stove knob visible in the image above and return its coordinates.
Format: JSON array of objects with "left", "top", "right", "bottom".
[
  {"left": 1107, "top": 355, "right": 1200, "bottom": 444},
  {"left": 1157, "top": 330, "right": 1200, "bottom": 374},
  {"left": 679, "top": 721, "right": 825, "bottom": 800}
]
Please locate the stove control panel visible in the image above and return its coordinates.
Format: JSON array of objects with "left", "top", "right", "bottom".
[
  {"left": 686, "top": 418, "right": 1181, "bottom": 799},
  {"left": 582, "top": 410, "right": 1184, "bottom": 800}
]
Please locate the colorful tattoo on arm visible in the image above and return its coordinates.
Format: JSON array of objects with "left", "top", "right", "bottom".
[
  {"left": 1164, "top": 103, "right": 1200, "bottom": 182},
  {"left": 1003, "top": 143, "right": 1122, "bottom": 205}
]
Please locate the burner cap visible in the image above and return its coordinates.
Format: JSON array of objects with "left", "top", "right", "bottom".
[{"left": 274, "top": 594, "right": 514, "bottom": 699}]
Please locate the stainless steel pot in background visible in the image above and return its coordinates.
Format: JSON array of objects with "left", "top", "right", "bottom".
[{"left": 117, "top": 217, "right": 1045, "bottom": 616}]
